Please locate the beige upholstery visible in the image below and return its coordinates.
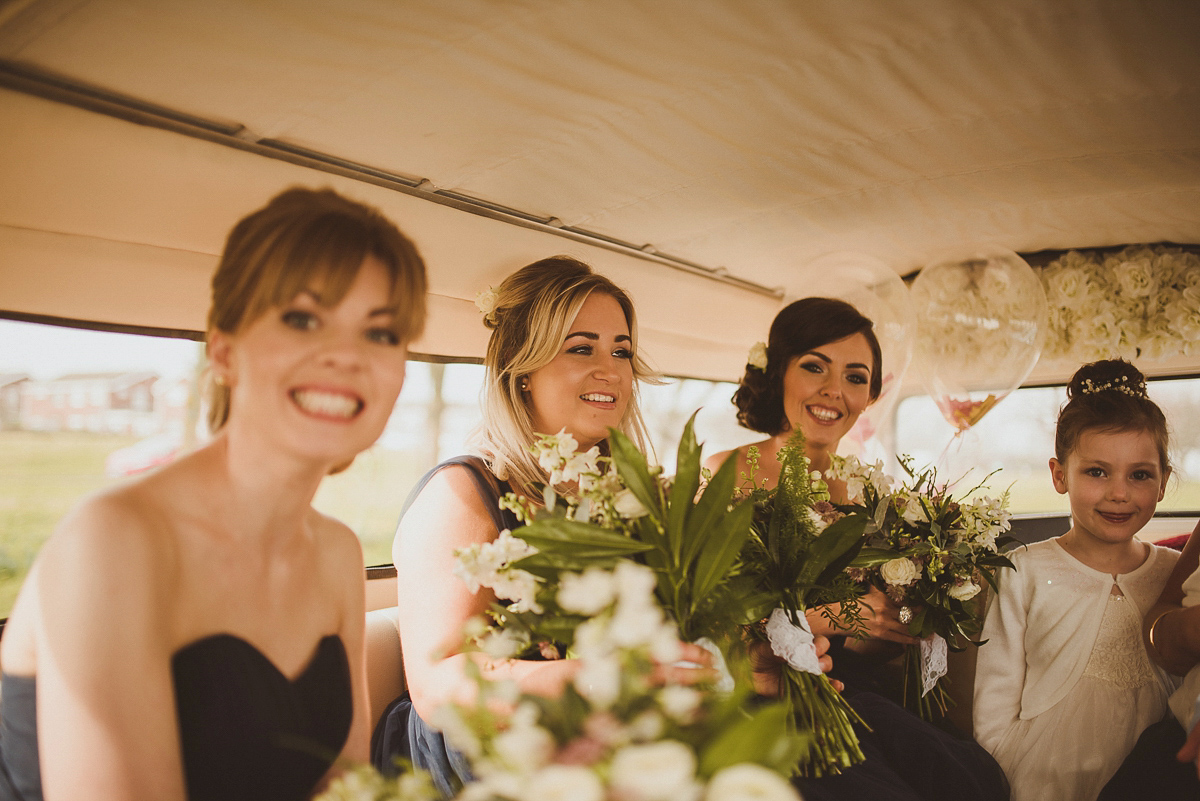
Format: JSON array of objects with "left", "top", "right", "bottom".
[{"left": 365, "top": 606, "right": 406, "bottom": 732}]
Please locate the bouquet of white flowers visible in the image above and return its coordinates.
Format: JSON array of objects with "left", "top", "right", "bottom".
[
  {"left": 436, "top": 559, "right": 806, "bottom": 801},
  {"left": 317, "top": 415, "right": 808, "bottom": 801},
  {"left": 318, "top": 563, "right": 804, "bottom": 801},
  {"left": 829, "top": 455, "right": 1016, "bottom": 721}
]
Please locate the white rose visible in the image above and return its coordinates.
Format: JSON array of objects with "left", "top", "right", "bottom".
[
  {"left": 658, "top": 685, "right": 703, "bottom": 723},
  {"left": 613, "top": 488, "right": 650, "bottom": 519},
  {"left": 525, "top": 765, "right": 605, "bottom": 801},
  {"left": 474, "top": 286, "right": 499, "bottom": 318},
  {"left": 747, "top": 341, "right": 768, "bottom": 370},
  {"left": 1046, "top": 265, "right": 1093, "bottom": 310},
  {"left": 493, "top": 720, "right": 556, "bottom": 775},
  {"left": 1112, "top": 255, "right": 1158, "bottom": 299},
  {"left": 626, "top": 709, "right": 666, "bottom": 742},
  {"left": 880, "top": 557, "right": 921, "bottom": 588},
  {"left": 704, "top": 763, "right": 800, "bottom": 801},
  {"left": 558, "top": 567, "right": 617, "bottom": 615},
  {"left": 574, "top": 654, "right": 622, "bottom": 709},
  {"left": 949, "top": 580, "right": 981, "bottom": 601},
  {"left": 609, "top": 740, "right": 699, "bottom": 801},
  {"left": 898, "top": 491, "right": 927, "bottom": 524}
]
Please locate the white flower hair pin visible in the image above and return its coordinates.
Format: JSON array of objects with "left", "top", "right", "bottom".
[
  {"left": 747, "top": 341, "right": 768, "bottom": 370},
  {"left": 474, "top": 286, "right": 499, "bottom": 325}
]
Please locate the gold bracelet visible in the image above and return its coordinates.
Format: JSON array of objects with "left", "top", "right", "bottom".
[{"left": 1148, "top": 608, "right": 1178, "bottom": 661}]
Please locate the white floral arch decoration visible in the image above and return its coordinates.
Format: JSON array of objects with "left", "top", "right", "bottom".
[{"left": 1036, "top": 244, "right": 1200, "bottom": 363}]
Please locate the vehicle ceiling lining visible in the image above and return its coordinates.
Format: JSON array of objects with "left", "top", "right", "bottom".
[{"left": 1, "top": 0, "right": 1199, "bottom": 385}]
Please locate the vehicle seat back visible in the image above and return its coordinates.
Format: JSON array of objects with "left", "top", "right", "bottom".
[{"left": 365, "top": 606, "right": 406, "bottom": 731}]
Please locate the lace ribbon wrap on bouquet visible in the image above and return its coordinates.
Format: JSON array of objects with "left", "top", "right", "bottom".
[
  {"left": 920, "top": 634, "right": 948, "bottom": 697},
  {"left": 766, "top": 609, "right": 824, "bottom": 675}
]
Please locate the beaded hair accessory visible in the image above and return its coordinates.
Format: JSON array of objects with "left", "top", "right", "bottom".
[{"left": 1080, "top": 374, "right": 1147, "bottom": 399}]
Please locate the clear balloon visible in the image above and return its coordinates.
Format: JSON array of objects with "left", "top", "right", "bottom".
[
  {"left": 909, "top": 250, "right": 1047, "bottom": 434},
  {"left": 799, "top": 252, "right": 916, "bottom": 461}
]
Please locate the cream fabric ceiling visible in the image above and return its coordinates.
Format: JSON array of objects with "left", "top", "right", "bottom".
[{"left": 1, "top": 0, "right": 1198, "bottom": 382}]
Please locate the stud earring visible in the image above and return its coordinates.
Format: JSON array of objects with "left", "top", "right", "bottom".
[
  {"left": 520, "top": 377, "right": 529, "bottom": 392},
  {"left": 214, "top": 374, "right": 227, "bottom": 388}
]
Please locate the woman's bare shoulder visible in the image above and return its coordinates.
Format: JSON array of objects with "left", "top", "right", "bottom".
[
  {"left": 394, "top": 461, "right": 504, "bottom": 560},
  {"left": 703, "top": 440, "right": 773, "bottom": 472},
  {"left": 703, "top": 446, "right": 741, "bottom": 473},
  {"left": 403, "top": 460, "right": 496, "bottom": 527},
  {"left": 44, "top": 478, "right": 178, "bottom": 572}
]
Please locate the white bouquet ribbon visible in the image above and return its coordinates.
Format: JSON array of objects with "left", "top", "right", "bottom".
[
  {"left": 765, "top": 608, "right": 823, "bottom": 675},
  {"left": 692, "top": 637, "right": 735, "bottom": 694},
  {"left": 919, "top": 634, "right": 948, "bottom": 697}
]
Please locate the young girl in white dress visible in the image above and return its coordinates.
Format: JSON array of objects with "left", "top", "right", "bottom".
[{"left": 973, "top": 359, "right": 1180, "bottom": 801}]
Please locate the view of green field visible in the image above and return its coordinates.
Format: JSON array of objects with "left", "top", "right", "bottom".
[
  {"left": 7, "top": 426, "right": 1200, "bottom": 618},
  {"left": 0, "top": 431, "right": 140, "bottom": 614}
]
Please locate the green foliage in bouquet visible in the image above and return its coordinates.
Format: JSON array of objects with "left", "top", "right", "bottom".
[
  {"left": 738, "top": 433, "right": 872, "bottom": 777},
  {"left": 476, "top": 413, "right": 766, "bottom": 651},
  {"left": 834, "top": 455, "right": 1017, "bottom": 721}
]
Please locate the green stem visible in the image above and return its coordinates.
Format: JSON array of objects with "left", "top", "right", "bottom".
[{"left": 783, "top": 669, "right": 867, "bottom": 777}]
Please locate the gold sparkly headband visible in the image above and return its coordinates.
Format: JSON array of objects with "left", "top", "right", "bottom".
[{"left": 1080, "top": 375, "right": 1147, "bottom": 399}]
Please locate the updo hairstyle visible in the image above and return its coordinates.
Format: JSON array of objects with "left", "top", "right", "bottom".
[
  {"left": 476, "top": 256, "right": 656, "bottom": 491},
  {"left": 1055, "top": 359, "right": 1170, "bottom": 473},
  {"left": 206, "top": 186, "right": 427, "bottom": 432},
  {"left": 733, "top": 297, "right": 882, "bottom": 435}
]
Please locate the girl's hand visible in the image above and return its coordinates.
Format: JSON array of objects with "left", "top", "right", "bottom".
[
  {"left": 851, "top": 586, "right": 920, "bottom": 645},
  {"left": 748, "top": 636, "right": 841, "bottom": 697}
]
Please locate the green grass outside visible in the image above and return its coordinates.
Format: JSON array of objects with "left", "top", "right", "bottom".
[
  {"left": 0, "top": 431, "right": 140, "bottom": 615},
  {"left": 312, "top": 446, "right": 428, "bottom": 567},
  {"left": 4, "top": 430, "right": 1200, "bottom": 619}
]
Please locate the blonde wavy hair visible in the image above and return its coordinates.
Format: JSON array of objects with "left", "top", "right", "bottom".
[
  {"left": 205, "top": 186, "right": 427, "bottom": 433},
  {"left": 474, "top": 256, "right": 657, "bottom": 492}
]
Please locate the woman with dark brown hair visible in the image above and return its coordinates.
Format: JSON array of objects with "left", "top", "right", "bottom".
[{"left": 706, "top": 297, "right": 915, "bottom": 649}]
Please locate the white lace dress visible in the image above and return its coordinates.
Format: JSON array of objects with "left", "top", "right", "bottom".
[{"left": 989, "top": 585, "right": 1167, "bottom": 801}]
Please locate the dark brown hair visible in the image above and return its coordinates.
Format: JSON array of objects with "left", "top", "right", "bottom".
[
  {"left": 733, "top": 297, "right": 882, "bottom": 435},
  {"left": 1055, "top": 359, "right": 1170, "bottom": 472}
]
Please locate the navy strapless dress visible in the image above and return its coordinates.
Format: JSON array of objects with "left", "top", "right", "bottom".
[
  {"left": 0, "top": 633, "right": 352, "bottom": 801},
  {"left": 173, "top": 633, "right": 353, "bottom": 801}
]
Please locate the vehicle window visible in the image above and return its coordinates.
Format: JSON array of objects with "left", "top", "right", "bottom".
[
  {"left": 0, "top": 319, "right": 206, "bottom": 616},
  {"left": 0, "top": 318, "right": 751, "bottom": 616},
  {"left": 894, "top": 380, "right": 1200, "bottom": 515}
]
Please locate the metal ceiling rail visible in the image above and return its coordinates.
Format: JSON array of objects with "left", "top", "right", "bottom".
[{"left": 0, "top": 59, "right": 784, "bottom": 300}]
